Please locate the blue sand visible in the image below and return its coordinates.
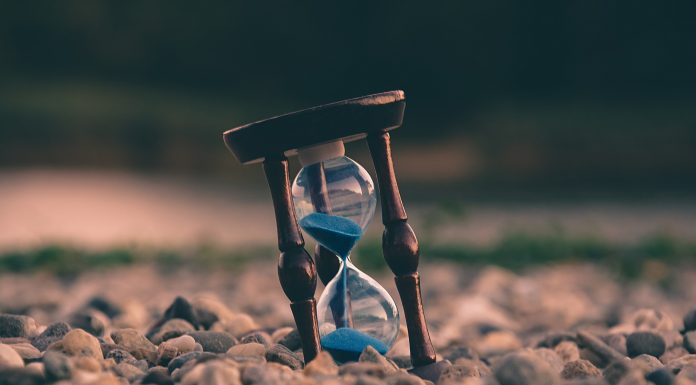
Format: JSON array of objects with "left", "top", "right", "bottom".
[
  {"left": 298, "top": 213, "right": 362, "bottom": 258},
  {"left": 321, "top": 327, "right": 388, "bottom": 362}
]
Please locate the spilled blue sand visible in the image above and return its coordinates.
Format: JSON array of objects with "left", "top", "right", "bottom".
[
  {"left": 298, "top": 213, "right": 362, "bottom": 258},
  {"left": 321, "top": 327, "right": 388, "bottom": 362}
]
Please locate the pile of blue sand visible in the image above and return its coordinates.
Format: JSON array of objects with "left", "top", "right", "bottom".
[
  {"left": 321, "top": 327, "right": 389, "bottom": 362},
  {"left": 298, "top": 212, "right": 362, "bottom": 258}
]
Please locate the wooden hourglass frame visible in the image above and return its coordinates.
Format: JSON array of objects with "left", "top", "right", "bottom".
[{"left": 223, "top": 91, "right": 449, "bottom": 379}]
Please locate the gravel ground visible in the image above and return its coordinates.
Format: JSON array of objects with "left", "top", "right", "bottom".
[{"left": 1, "top": 261, "right": 696, "bottom": 385}]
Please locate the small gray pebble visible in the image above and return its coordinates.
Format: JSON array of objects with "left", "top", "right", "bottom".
[
  {"left": 0, "top": 314, "right": 34, "bottom": 338},
  {"left": 31, "top": 321, "right": 70, "bottom": 351},
  {"left": 186, "top": 331, "right": 236, "bottom": 353},
  {"left": 684, "top": 331, "right": 696, "bottom": 354},
  {"left": 626, "top": 331, "right": 666, "bottom": 358},
  {"left": 43, "top": 350, "right": 73, "bottom": 382},
  {"left": 493, "top": 351, "right": 560, "bottom": 385},
  {"left": 265, "top": 344, "right": 302, "bottom": 369},
  {"left": 278, "top": 329, "right": 302, "bottom": 351}
]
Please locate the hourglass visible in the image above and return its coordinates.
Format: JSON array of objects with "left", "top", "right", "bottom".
[{"left": 222, "top": 91, "right": 450, "bottom": 380}]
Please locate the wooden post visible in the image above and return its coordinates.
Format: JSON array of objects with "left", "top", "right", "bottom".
[
  {"left": 263, "top": 155, "right": 321, "bottom": 362},
  {"left": 367, "top": 132, "right": 437, "bottom": 367}
]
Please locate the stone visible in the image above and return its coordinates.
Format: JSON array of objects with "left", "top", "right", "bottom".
[
  {"left": 475, "top": 331, "right": 522, "bottom": 358},
  {"left": 443, "top": 346, "right": 478, "bottom": 362},
  {"left": 86, "top": 296, "right": 122, "bottom": 318},
  {"left": 439, "top": 359, "right": 491, "bottom": 384},
  {"left": 271, "top": 327, "right": 294, "bottom": 343},
  {"left": 265, "top": 344, "right": 302, "bottom": 370},
  {"left": 628, "top": 309, "right": 674, "bottom": 332},
  {"left": 0, "top": 343, "right": 24, "bottom": 368},
  {"left": 536, "top": 332, "right": 578, "bottom": 348},
  {"left": 577, "top": 331, "right": 626, "bottom": 365},
  {"left": 492, "top": 351, "right": 560, "bottom": 385},
  {"left": 226, "top": 343, "right": 266, "bottom": 358},
  {"left": 105, "top": 348, "right": 137, "bottom": 364},
  {"left": 685, "top": 331, "right": 696, "bottom": 354},
  {"left": 69, "top": 309, "right": 109, "bottom": 337},
  {"left": 355, "top": 376, "right": 388, "bottom": 385},
  {"left": 666, "top": 354, "right": 696, "bottom": 373},
  {"left": 603, "top": 360, "right": 633, "bottom": 385},
  {"left": 339, "top": 362, "right": 389, "bottom": 378},
  {"left": 555, "top": 341, "right": 580, "bottom": 363},
  {"left": 9, "top": 343, "right": 41, "bottom": 361},
  {"left": 111, "top": 328, "right": 158, "bottom": 361},
  {"left": 0, "top": 367, "right": 45, "bottom": 385},
  {"left": 385, "top": 372, "right": 426, "bottom": 385},
  {"left": 158, "top": 335, "right": 196, "bottom": 365},
  {"left": 52, "top": 328, "right": 103, "bottom": 360},
  {"left": 661, "top": 347, "right": 689, "bottom": 364},
  {"left": 150, "top": 319, "right": 196, "bottom": 345},
  {"left": 142, "top": 367, "right": 175, "bottom": 385},
  {"left": 684, "top": 309, "right": 696, "bottom": 333},
  {"left": 113, "top": 362, "right": 145, "bottom": 382},
  {"left": 631, "top": 354, "right": 663, "bottom": 373},
  {"left": 561, "top": 360, "right": 601, "bottom": 380},
  {"left": 626, "top": 331, "right": 666, "bottom": 358},
  {"left": 72, "top": 355, "right": 102, "bottom": 372},
  {"left": 240, "top": 331, "right": 272, "bottom": 347},
  {"left": 180, "top": 360, "right": 241, "bottom": 385},
  {"left": 0, "top": 314, "right": 37, "bottom": 338},
  {"left": 210, "top": 314, "right": 259, "bottom": 338},
  {"left": 191, "top": 296, "right": 236, "bottom": 330},
  {"left": 24, "top": 362, "right": 43, "bottom": 376},
  {"left": 43, "top": 350, "right": 73, "bottom": 381},
  {"left": 532, "top": 348, "right": 564, "bottom": 373},
  {"left": 31, "top": 321, "right": 70, "bottom": 351},
  {"left": 391, "top": 355, "right": 412, "bottom": 369},
  {"left": 148, "top": 297, "right": 200, "bottom": 341},
  {"left": 278, "top": 329, "right": 302, "bottom": 351},
  {"left": 677, "top": 363, "right": 696, "bottom": 381},
  {"left": 167, "top": 351, "right": 213, "bottom": 373},
  {"left": 303, "top": 351, "right": 338, "bottom": 376},
  {"left": 359, "top": 345, "right": 399, "bottom": 373},
  {"left": 645, "top": 368, "right": 675, "bottom": 385},
  {"left": 616, "top": 370, "right": 649, "bottom": 385},
  {"left": 604, "top": 334, "right": 628, "bottom": 356},
  {"left": 187, "top": 331, "right": 237, "bottom": 353}
]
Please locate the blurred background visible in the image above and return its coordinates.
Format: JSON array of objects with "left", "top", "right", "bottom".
[{"left": 1, "top": 1, "right": 696, "bottom": 275}]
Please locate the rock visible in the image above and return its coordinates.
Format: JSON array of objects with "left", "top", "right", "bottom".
[
  {"left": 536, "top": 332, "right": 577, "bottom": 348},
  {"left": 9, "top": 343, "right": 41, "bottom": 361},
  {"left": 355, "top": 376, "right": 388, "bottom": 385},
  {"left": 52, "top": 328, "right": 103, "bottom": 360},
  {"left": 492, "top": 351, "right": 559, "bottom": 385},
  {"left": 385, "top": 372, "right": 426, "bottom": 385},
  {"left": 677, "top": 363, "right": 696, "bottom": 381},
  {"left": 603, "top": 360, "right": 633, "bottom": 385},
  {"left": 31, "top": 321, "right": 70, "bottom": 351},
  {"left": 616, "top": 370, "right": 649, "bottom": 385},
  {"left": 443, "top": 346, "right": 479, "bottom": 362},
  {"left": 239, "top": 332, "right": 272, "bottom": 347},
  {"left": 226, "top": 343, "right": 266, "bottom": 358},
  {"left": 645, "top": 368, "right": 675, "bottom": 385},
  {"left": 150, "top": 319, "right": 196, "bottom": 345},
  {"left": 86, "top": 296, "right": 122, "bottom": 318},
  {"left": 0, "top": 367, "right": 45, "bottom": 385},
  {"left": 24, "top": 362, "right": 43, "bottom": 376},
  {"left": 626, "top": 331, "right": 666, "bottom": 358},
  {"left": 303, "top": 351, "right": 338, "bottom": 376},
  {"left": 628, "top": 309, "right": 674, "bottom": 332},
  {"left": 391, "top": 355, "right": 412, "bottom": 369},
  {"left": 555, "top": 341, "right": 580, "bottom": 363},
  {"left": 685, "top": 331, "right": 696, "bottom": 354},
  {"left": 72, "top": 355, "right": 102, "bottom": 372},
  {"left": 577, "top": 331, "right": 626, "bottom": 365},
  {"left": 666, "top": 354, "right": 696, "bottom": 373},
  {"left": 43, "top": 350, "right": 73, "bottom": 381},
  {"left": 475, "top": 331, "right": 522, "bottom": 358},
  {"left": 271, "top": 327, "right": 294, "bottom": 343},
  {"left": 0, "top": 315, "right": 37, "bottom": 338},
  {"left": 187, "top": 331, "right": 236, "bottom": 353},
  {"left": 142, "top": 367, "right": 175, "bottom": 385},
  {"left": 360, "top": 345, "right": 399, "bottom": 373},
  {"left": 113, "top": 362, "right": 145, "bottom": 382},
  {"left": 191, "top": 296, "right": 236, "bottom": 330},
  {"left": 278, "top": 329, "right": 302, "bottom": 351},
  {"left": 210, "top": 314, "right": 259, "bottom": 338},
  {"left": 0, "top": 344, "right": 24, "bottom": 368},
  {"left": 148, "top": 297, "right": 200, "bottom": 340},
  {"left": 158, "top": 335, "right": 196, "bottom": 365},
  {"left": 339, "top": 362, "right": 388, "bottom": 378},
  {"left": 167, "top": 351, "right": 214, "bottom": 373},
  {"left": 111, "top": 328, "right": 157, "bottom": 361},
  {"left": 105, "top": 348, "right": 137, "bottom": 364},
  {"left": 561, "top": 360, "right": 601, "bottom": 380},
  {"left": 439, "top": 359, "right": 491, "bottom": 384},
  {"left": 532, "top": 348, "right": 564, "bottom": 373},
  {"left": 69, "top": 309, "right": 109, "bottom": 337},
  {"left": 604, "top": 334, "right": 628, "bottom": 356},
  {"left": 180, "top": 360, "right": 241, "bottom": 385},
  {"left": 684, "top": 309, "right": 696, "bottom": 333},
  {"left": 631, "top": 354, "right": 664, "bottom": 373},
  {"left": 265, "top": 344, "right": 302, "bottom": 370}
]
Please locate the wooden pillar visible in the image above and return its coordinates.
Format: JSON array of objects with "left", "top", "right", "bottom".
[
  {"left": 367, "top": 132, "right": 437, "bottom": 367},
  {"left": 263, "top": 155, "right": 321, "bottom": 362}
]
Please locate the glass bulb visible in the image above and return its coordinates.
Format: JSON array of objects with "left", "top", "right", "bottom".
[{"left": 292, "top": 154, "right": 400, "bottom": 362}]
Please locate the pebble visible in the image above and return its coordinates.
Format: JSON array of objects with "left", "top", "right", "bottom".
[
  {"left": 493, "top": 351, "right": 560, "bottom": 385},
  {"left": 439, "top": 359, "right": 491, "bottom": 384},
  {"left": 631, "top": 354, "right": 664, "bottom": 373},
  {"left": 385, "top": 372, "right": 426, "bottom": 385},
  {"left": 113, "top": 362, "right": 145, "bottom": 382},
  {"left": 677, "top": 363, "right": 696, "bottom": 381},
  {"left": 158, "top": 335, "right": 196, "bottom": 365},
  {"left": 577, "top": 331, "right": 626, "bottom": 364},
  {"left": 168, "top": 351, "right": 214, "bottom": 373},
  {"left": 555, "top": 341, "right": 580, "bottom": 363},
  {"left": 0, "top": 314, "right": 37, "bottom": 338},
  {"left": 475, "top": 330, "right": 522, "bottom": 358},
  {"left": 561, "top": 359, "right": 602, "bottom": 380},
  {"left": 532, "top": 348, "right": 564, "bottom": 373},
  {"left": 69, "top": 309, "right": 110, "bottom": 337},
  {"left": 303, "top": 351, "right": 339, "bottom": 376},
  {"left": 666, "top": 354, "right": 696, "bottom": 373},
  {"left": 683, "top": 309, "right": 696, "bottom": 333},
  {"left": 9, "top": 342, "right": 41, "bottom": 361},
  {"left": 180, "top": 360, "right": 241, "bottom": 385},
  {"left": 602, "top": 360, "right": 632, "bottom": 385},
  {"left": 31, "top": 321, "right": 70, "bottom": 351},
  {"left": 359, "top": 345, "right": 399, "bottom": 373},
  {"left": 148, "top": 297, "right": 201, "bottom": 340},
  {"left": 142, "top": 367, "right": 175, "bottom": 385},
  {"left": 52, "top": 328, "right": 103, "bottom": 360},
  {"left": 86, "top": 296, "right": 123, "bottom": 319},
  {"left": 265, "top": 344, "right": 303, "bottom": 369},
  {"left": 191, "top": 295, "right": 236, "bottom": 330},
  {"left": 240, "top": 331, "right": 273, "bottom": 347},
  {"left": 105, "top": 348, "right": 137, "bottom": 364},
  {"left": 151, "top": 319, "right": 196, "bottom": 345},
  {"left": 626, "top": 331, "right": 666, "bottom": 358},
  {"left": 685, "top": 331, "right": 696, "bottom": 354},
  {"left": 278, "top": 329, "right": 302, "bottom": 351},
  {"left": 111, "top": 328, "right": 158, "bottom": 361},
  {"left": 0, "top": 367, "right": 45, "bottom": 385},
  {"left": 0, "top": 343, "right": 24, "bottom": 368},
  {"left": 43, "top": 350, "right": 73, "bottom": 381},
  {"left": 226, "top": 342, "right": 266, "bottom": 358},
  {"left": 210, "top": 314, "right": 259, "bottom": 338},
  {"left": 604, "top": 333, "right": 628, "bottom": 356},
  {"left": 339, "top": 362, "right": 389, "bottom": 378},
  {"left": 187, "top": 331, "right": 237, "bottom": 353},
  {"left": 629, "top": 309, "right": 674, "bottom": 332},
  {"left": 645, "top": 367, "right": 676, "bottom": 385}
]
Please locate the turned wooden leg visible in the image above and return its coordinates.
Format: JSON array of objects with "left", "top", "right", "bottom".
[
  {"left": 367, "top": 132, "right": 437, "bottom": 367},
  {"left": 263, "top": 155, "right": 321, "bottom": 362}
]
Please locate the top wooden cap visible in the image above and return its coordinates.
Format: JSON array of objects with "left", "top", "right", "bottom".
[{"left": 222, "top": 90, "right": 405, "bottom": 164}]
